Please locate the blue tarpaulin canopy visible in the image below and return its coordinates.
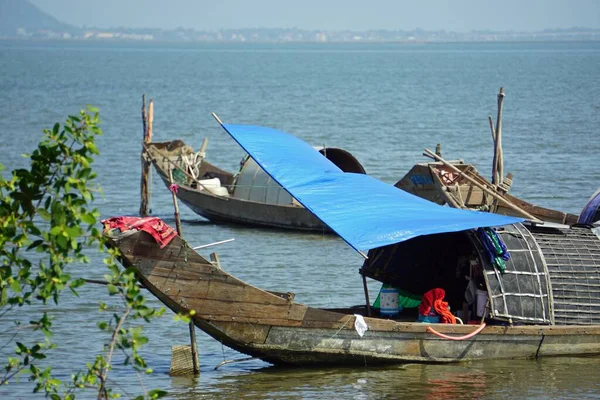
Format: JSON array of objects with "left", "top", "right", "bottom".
[{"left": 220, "top": 123, "right": 523, "bottom": 254}]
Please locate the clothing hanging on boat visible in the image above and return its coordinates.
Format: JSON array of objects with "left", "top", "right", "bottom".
[
  {"left": 419, "top": 288, "right": 456, "bottom": 324},
  {"left": 478, "top": 227, "right": 510, "bottom": 273}
]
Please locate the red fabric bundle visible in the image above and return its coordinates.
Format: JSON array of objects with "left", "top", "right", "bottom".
[
  {"left": 102, "top": 216, "right": 177, "bottom": 248},
  {"left": 418, "top": 288, "right": 456, "bottom": 324}
]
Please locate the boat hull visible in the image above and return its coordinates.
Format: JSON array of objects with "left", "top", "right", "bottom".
[
  {"left": 396, "top": 162, "right": 579, "bottom": 225},
  {"left": 173, "top": 184, "right": 327, "bottom": 231},
  {"left": 105, "top": 226, "right": 600, "bottom": 366},
  {"left": 147, "top": 142, "right": 329, "bottom": 231}
]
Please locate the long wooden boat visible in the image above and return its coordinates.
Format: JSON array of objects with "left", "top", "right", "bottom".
[
  {"left": 395, "top": 159, "right": 579, "bottom": 225},
  {"left": 144, "top": 140, "right": 365, "bottom": 231},
  {"left": 106, "top": 123, "right": 600, "bottom": 366},
  {"left": 104, "top": 217, "right": 600, "bottom": 366}
]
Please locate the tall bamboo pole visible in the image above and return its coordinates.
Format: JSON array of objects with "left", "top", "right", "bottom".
[
  {"left": 492, "top": 87, "right": 505, "bottom": 185},
  {"left": 168, "top": 169, "right": 199, "bottom": 375},
  {"left": 139, "top": 95, "right": 151, "bottom": 216}
]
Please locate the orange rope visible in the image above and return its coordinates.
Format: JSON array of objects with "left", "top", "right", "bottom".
[{"left": 426, "top": 323, "right": 486, "bottom": 341}]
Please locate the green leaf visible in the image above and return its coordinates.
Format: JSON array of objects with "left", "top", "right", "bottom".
[
  {"left": 148, "top": 389, "right": 168, "bottom": 399},
  {"left": 16, "top": 342, "right": 28, "bottom": 354},
  {"left": 27, "top": 240, "right": 44, "bottom": 250},
  {"left": 85, "top": 142, "right": 99, "bottom": 154},
  {"left": 66, "top": 226, "right": 82, "bottom": 238},
  {"left": 81, "top": 213, "right": 97, "bottom": 225},
  {"left": 107, "top": 284, "right": 118, "bottom": 295},
  {"left": 10, "top": 279, "right": 21, "bottom": 293}
]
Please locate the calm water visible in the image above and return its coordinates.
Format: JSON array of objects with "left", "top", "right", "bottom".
[{"left": 1, "top": 40, "right": 600, "bottom": 399}]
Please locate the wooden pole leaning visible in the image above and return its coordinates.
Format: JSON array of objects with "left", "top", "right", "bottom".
[
  {"left": 211, "top": 112, "right": 224, "bottom": 125},
  {"left": 362, "top": 275, "right": 372, "bottom": 317},
  {"left": 148, "top": 99, "right": 154, "bottom": 140},
  {"left": 493, "top": 87, "right": 505, "bottom": 185},
  {"left": 423, "top": 148, "right": 540, "bottom": 221},
  {"left": 488, "top": 115, "right": 496, "bottom": 143},
  {"left": 488, "top": 114, "right": 499, "bottom": 211},
  {"left": 167, "top": 168, "right": 200, "bottom": 376},
  {"left": 139, "top": 95, "right": 151, "bottom": 216}
]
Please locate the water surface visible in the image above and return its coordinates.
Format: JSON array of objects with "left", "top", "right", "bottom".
[{"left": 1, "top": 40, "right": 599, "bottom": 399}]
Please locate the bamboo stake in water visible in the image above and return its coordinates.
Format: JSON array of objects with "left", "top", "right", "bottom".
[
  {"left": 168, "top": 169, "right": 183, "bottom": 238},
  {"left": 168, "top": 168, "right": 199, "bottom": 375},
  {"left": 139, "top": 95, "right": 151, "bottom": 216},
  {"left": 492, "top": 87, "right": 505, "bottom": 185}
]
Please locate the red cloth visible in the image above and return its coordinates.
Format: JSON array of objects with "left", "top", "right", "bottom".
[
  {"left": 102, "top": 216, "right": 177, "bottom": 249},
  {"left": 418, "top": 288, "right": 456, "bottom": 324}
]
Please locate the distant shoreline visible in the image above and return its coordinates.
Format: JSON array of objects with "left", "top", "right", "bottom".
[{"left": 2, "top": 37, "right": 600, "bottom": 45}]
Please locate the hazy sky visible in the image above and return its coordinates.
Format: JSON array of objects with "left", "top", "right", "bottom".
[{"left": 30, "top": 0, "right": 600, "bottom": 31}]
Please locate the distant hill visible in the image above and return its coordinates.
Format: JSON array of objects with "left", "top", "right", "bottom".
[{"left": 0, "top": 0, "right": 80, "bottom": 37}]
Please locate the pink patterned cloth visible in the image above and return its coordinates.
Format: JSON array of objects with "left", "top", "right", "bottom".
[{"left": 102, "top": 216, "right": 177, "bottom": 248}]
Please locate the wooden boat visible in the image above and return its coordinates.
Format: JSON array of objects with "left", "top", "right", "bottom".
[
  {"left": 143, "top": 140, "right": 365, "bottom": 231},
  {"left": 104, "top": 217, "right": 600, "bottom": 366},
  {"left": 395, "top": 159, "right": 579, "bottom": 225},
  {"left": 105, "top": 123, "right": 600, "bottom": 366}
]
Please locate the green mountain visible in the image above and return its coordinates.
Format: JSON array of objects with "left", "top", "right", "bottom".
[{"left": 0, "top": 0, "right": 80, "bottom": 37}]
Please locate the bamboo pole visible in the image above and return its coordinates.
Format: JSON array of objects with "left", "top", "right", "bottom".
[
  {"left": 488, "top": 116, "right": 496, "bottom": 142},
  {"left": 168, "top": 168, "right": 199, "bottom": 375},
  {"left": 168, "top": 169, "right": 184, "bottom": 250},
  {"left": 141, "top": 95, "right": 147, "bottom": 140},
  {"left": 488, "top": 115, "right": 499, "bottom": 211},
  {"left": 492, "top": 88, "right": 505, "bottom": 185},
  {"left": 362, "top": 275, "right": 372, "bottom": 317},
  {"left": 199, "top": 137, "right": 209, "bottom": 158},
  {"left": 139, "top": 95, "right": 151, "bottom": 216},
  {"left": 193, "top": 238, "right": 235, "bottom": 250},
  {"left": 423, "top": 148, "right": 540, "bottom": 221},
  {"left": 209, "top": 252, "right": 222, "bottom": 270},
  {"left": 148, "top": 99, "right": 154, "bottom": 140},
  {"left": 211, "top": 112, "right": 223, "bottom": 125}
]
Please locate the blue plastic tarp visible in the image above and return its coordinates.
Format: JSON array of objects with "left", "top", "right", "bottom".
[{"left": 220, "top": 123, "right": 524, "bottom": 254}]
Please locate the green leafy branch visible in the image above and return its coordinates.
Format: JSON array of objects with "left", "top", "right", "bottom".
[{"left": 0, "top": 107, "right": 165, "bottom": 399}]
